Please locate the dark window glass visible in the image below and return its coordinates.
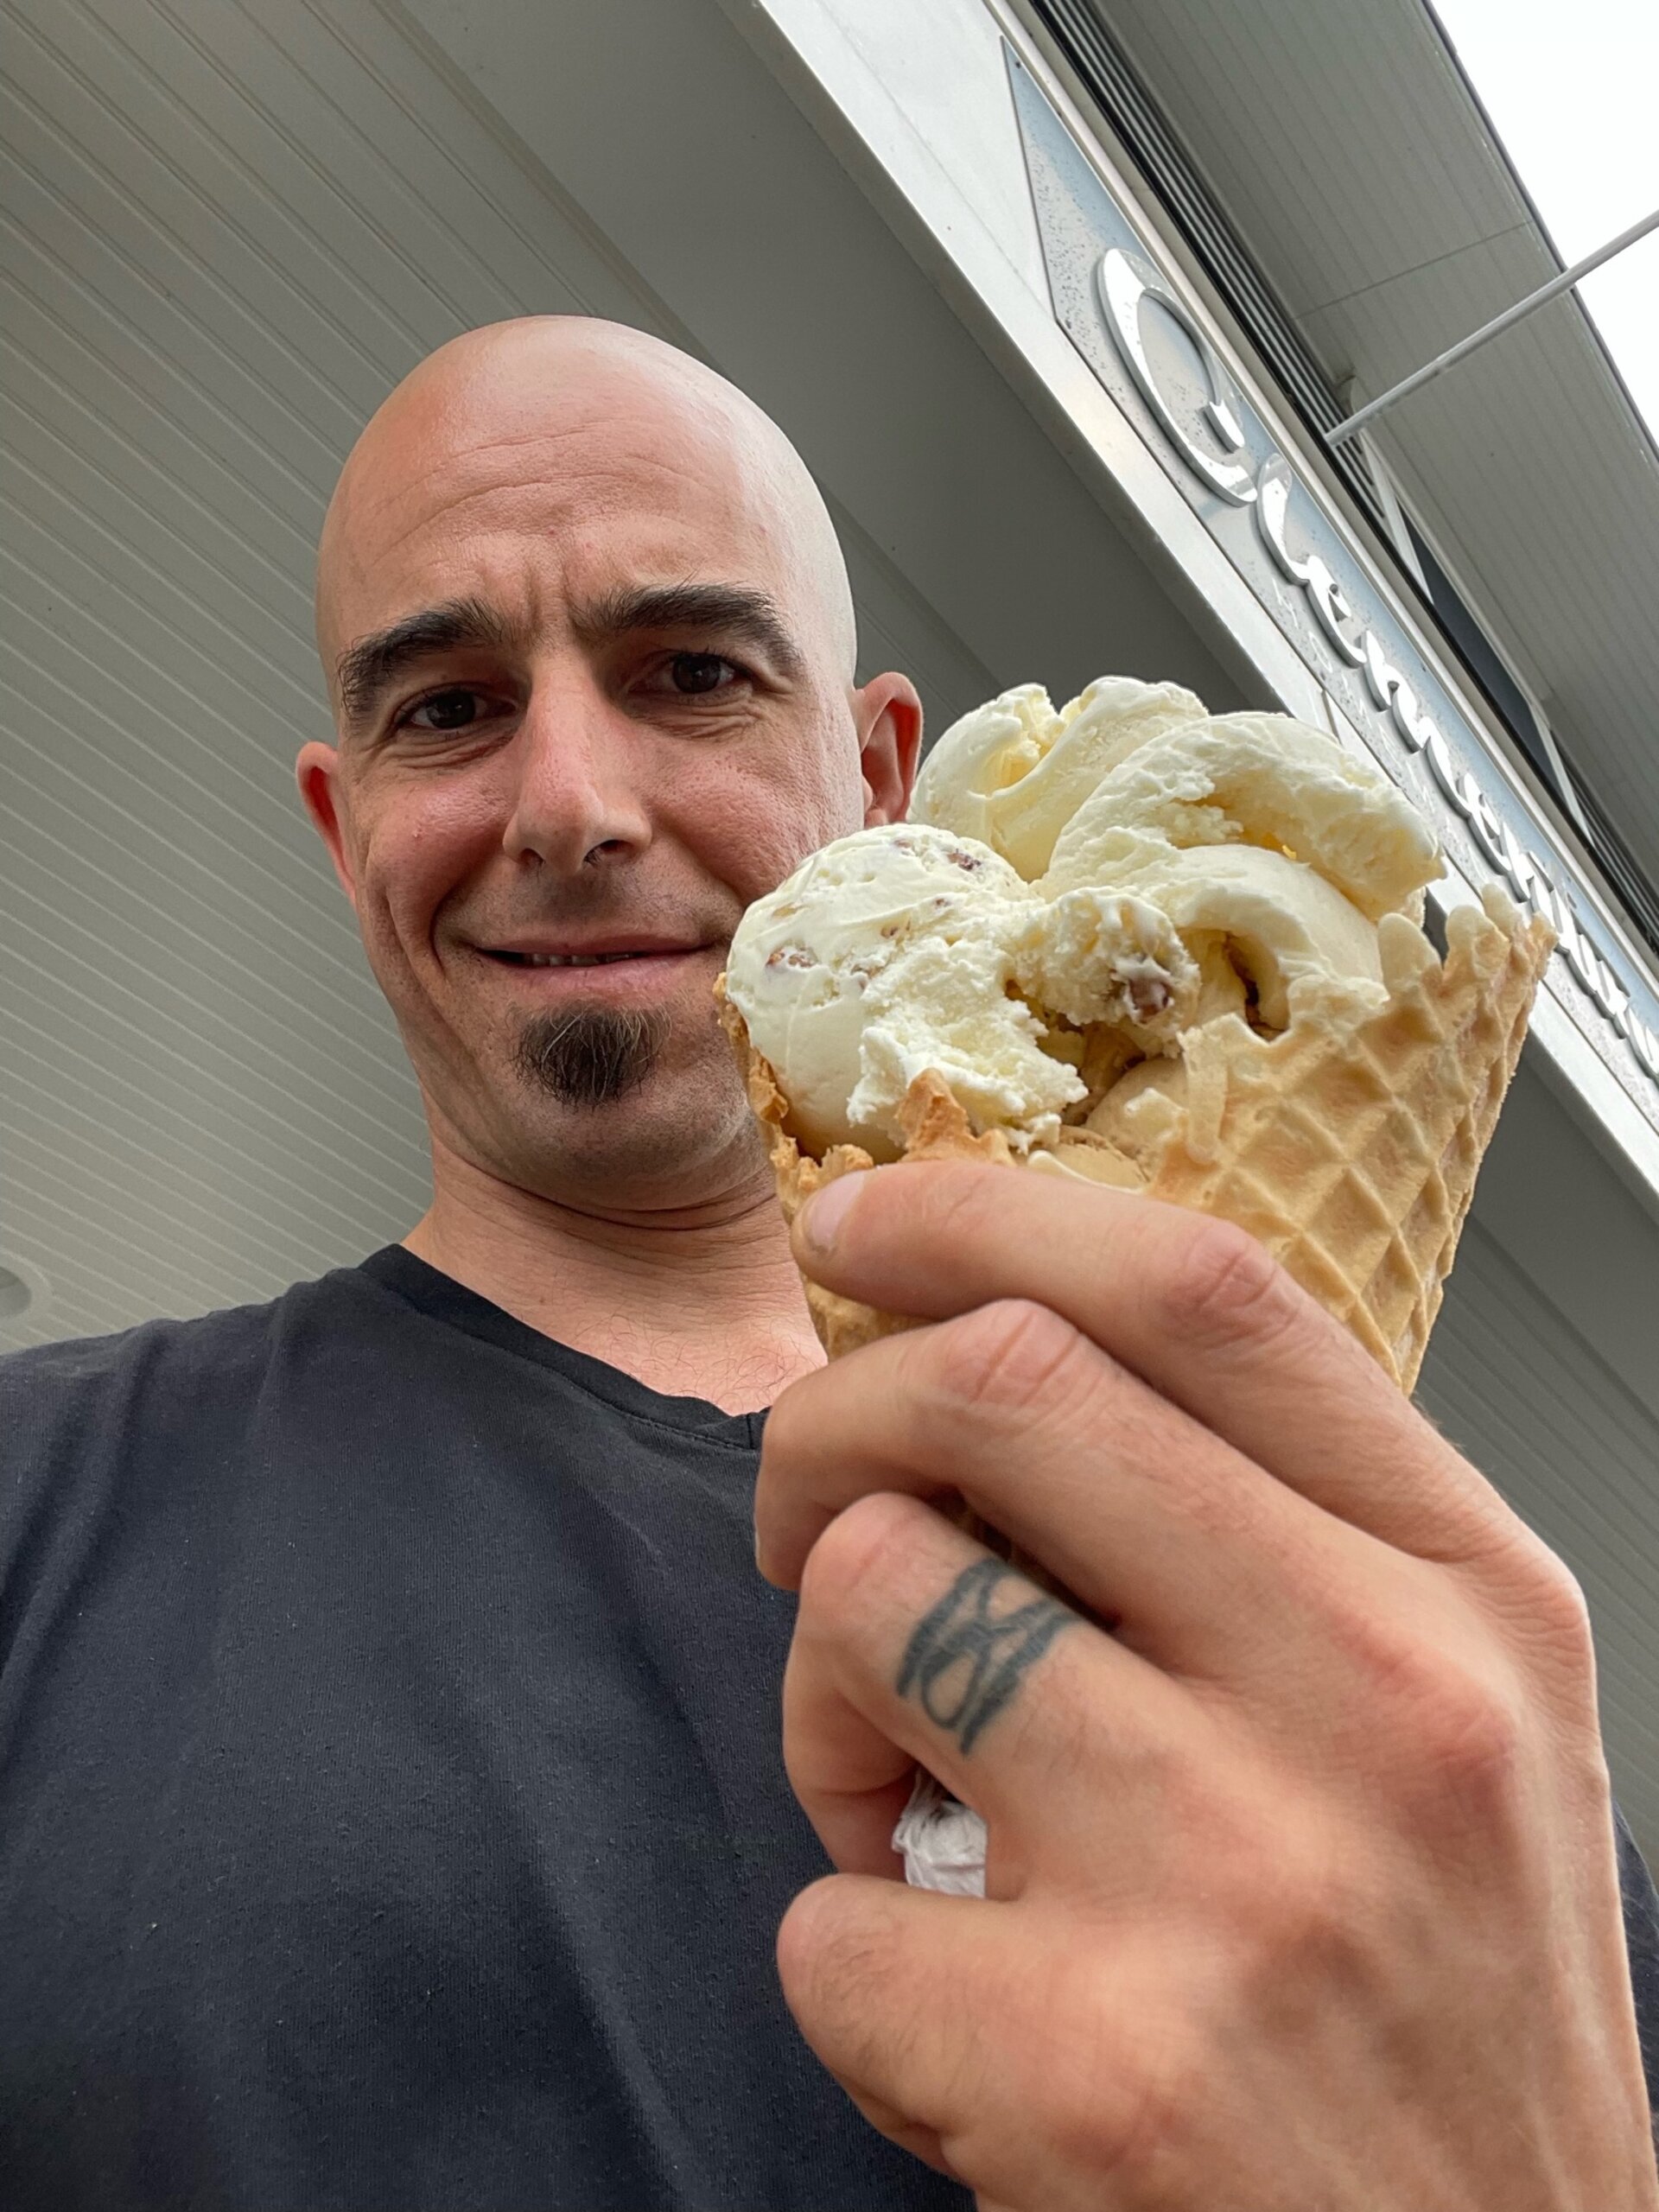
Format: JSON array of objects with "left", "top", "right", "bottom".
[{"left": 1401, "top": 518, "right": 1559, "bottom": 793}]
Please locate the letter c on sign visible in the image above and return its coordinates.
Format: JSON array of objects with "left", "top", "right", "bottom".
[{"left": 1099, "top": 248, "right": 1259, "bottom": 506}]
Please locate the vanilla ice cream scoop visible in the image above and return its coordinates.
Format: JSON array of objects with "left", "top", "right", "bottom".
[
  {"left": 1045, "top": 831, "right": 1384, "bottom": 1030},
  {"left": 909, "top": 676, "right": 1210, "bottom": 878},
  {"left": 724, "top": 823, "right": 1197, "bottom": 1160},
  {"left": 1045, "top": 711, "right": 1439, "bottom": 921},
  {"left": 1033, "top": 706, "right": 1442, "bottom": 1038},
  {"left": 727, "top": 678, "right": 1446, "bottom": 1180}
]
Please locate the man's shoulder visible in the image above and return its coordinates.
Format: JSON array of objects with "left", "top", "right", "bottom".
[
  {"left": 0, "top": 1264, "right": 379, "bottom": 1452},
  {"left": 0, "top": 1265, "right": 416, "bottom": 1599},
  {"left": 3, "top": 1298, "right": 268, "bottom": 1392}
]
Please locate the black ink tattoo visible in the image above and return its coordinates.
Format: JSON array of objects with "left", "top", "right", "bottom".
[{"left": 896, "top": 1558, "right": 1075, "bottom": 1754}]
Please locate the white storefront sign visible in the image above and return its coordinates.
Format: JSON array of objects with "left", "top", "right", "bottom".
[{"left": 1009, "top": 50, "right": 1659, "bottom": 1130}]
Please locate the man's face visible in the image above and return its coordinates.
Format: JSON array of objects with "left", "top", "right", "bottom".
[{"left": 301, "top": 343, "right": 918, "bottom": 1210}]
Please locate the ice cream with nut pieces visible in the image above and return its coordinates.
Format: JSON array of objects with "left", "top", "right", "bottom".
[
  {"left": 720, "top": 674, "right": 1554, "bottom": 1396},
  {"left": 722, "top": 821, "right": 1196, "bottom": 1162}
]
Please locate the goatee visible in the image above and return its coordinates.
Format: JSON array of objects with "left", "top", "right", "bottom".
[{"left": 511, "top": 1005, "right": 671, "bottom": 1109}]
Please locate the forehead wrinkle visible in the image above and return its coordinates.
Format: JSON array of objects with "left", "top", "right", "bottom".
[
  {"left": 357, "top": 397, "right": 758, "bottom": 517},
  {"left": 335, "top": 438, "right": 758, "bottom": 602}
]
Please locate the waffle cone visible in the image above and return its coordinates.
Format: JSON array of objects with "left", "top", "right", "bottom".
[
  {"left": 719, "top": 886, "right": 1553, "bottom": 1394},
  {"left": 1122, "top": 891, "right": 1553, "bottom": 1390}
]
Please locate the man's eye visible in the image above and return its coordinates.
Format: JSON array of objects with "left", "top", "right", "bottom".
[
  {"left": 664, "top": 652, "right": 741, "bottom": 696},
  {"left": 404, "top": 688, "right": 491, "bottom": 731}
]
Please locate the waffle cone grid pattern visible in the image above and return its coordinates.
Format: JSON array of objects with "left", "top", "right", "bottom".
[
  {"left": 1145, "top": 903, "right": 1551, "bottom": 1392},
  {"left": 716, "top": 897, "right": 1553, "bottom": 1398}
]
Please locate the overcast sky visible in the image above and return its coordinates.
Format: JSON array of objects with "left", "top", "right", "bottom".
[{"left": 1430, "top": 0, "right": 1658, "bottom": 441}]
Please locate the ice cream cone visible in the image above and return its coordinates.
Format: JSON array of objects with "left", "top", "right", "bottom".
[
  {"left": 721, "top": 886, "right": 1551, "bottom": 1897},
  {"left": 718, "top": 883, "right": 1553, "bottom": 1395}
]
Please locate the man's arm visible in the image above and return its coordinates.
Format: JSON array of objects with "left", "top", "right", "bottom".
[{"left": 758, "top": 1160, "right": 1658, "bottom": 2209}]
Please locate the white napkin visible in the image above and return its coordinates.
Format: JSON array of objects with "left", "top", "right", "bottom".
[{"left": 891, "top": 1770, "right": 988, "bottom": 1897}]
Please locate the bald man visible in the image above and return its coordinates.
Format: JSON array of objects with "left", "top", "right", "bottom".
[
  {"left": 2, "top": 319, "right": 1656, "bottom": 2212},
  {"left": 297, "top": 316, "right": 908, "bottom": 1410}
]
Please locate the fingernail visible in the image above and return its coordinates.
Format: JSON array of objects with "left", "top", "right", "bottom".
[{"left": 798, "top": 1172, "right": 863, "bottom": 1256}]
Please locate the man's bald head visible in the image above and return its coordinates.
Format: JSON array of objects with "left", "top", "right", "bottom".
[{"left": 315, "top": 316, "right": 857, "bottom": 694}]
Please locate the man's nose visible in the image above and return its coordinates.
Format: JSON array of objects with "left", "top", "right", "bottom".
[{"left": 500, "top": 673, "right": 652, "bottom": 874}]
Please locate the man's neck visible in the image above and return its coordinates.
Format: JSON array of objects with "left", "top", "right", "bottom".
[{"left": 402, "top": 1141, "right": 825, "bottom": 1414}]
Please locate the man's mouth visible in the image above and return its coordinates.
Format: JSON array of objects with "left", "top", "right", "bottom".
[
  {"left": 475, "top": 938, "right": 715, "bottom": 972},
  {"left": 489, "top": 949, "right": 663, "bottom": 969}
]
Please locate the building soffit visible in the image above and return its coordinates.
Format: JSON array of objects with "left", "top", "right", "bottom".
[{"left": 1084, "top": 0, "right": 1659, "bottom": 905}]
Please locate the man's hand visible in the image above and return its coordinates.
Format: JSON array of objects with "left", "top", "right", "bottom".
[{"left": 756, "top": 1162, "right": 1657, "bottom": 2210}]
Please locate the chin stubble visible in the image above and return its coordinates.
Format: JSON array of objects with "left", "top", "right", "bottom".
[{"left": 511, "top": 1004, "right": 673, "bottom": 1110}]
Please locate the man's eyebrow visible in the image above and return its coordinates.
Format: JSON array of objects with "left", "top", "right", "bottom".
[
  {"left": 334, "top": 597, "right": 511, "bottom": 727},
  {"left": 574, "top": 581, "right": 806, "bottom": 683}
]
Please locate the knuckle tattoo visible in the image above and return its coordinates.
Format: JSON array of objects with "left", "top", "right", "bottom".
[{"left": 896, "top": 1558, "right": 1077, "bottom": 1755}]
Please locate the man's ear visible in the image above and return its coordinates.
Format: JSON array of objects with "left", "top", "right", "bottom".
[
  {"left": 854, "top": 671, "right": 925, "bottom": 827},
  {"left": 296, "top": 741, "right": 359, "bottom": 907}
]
